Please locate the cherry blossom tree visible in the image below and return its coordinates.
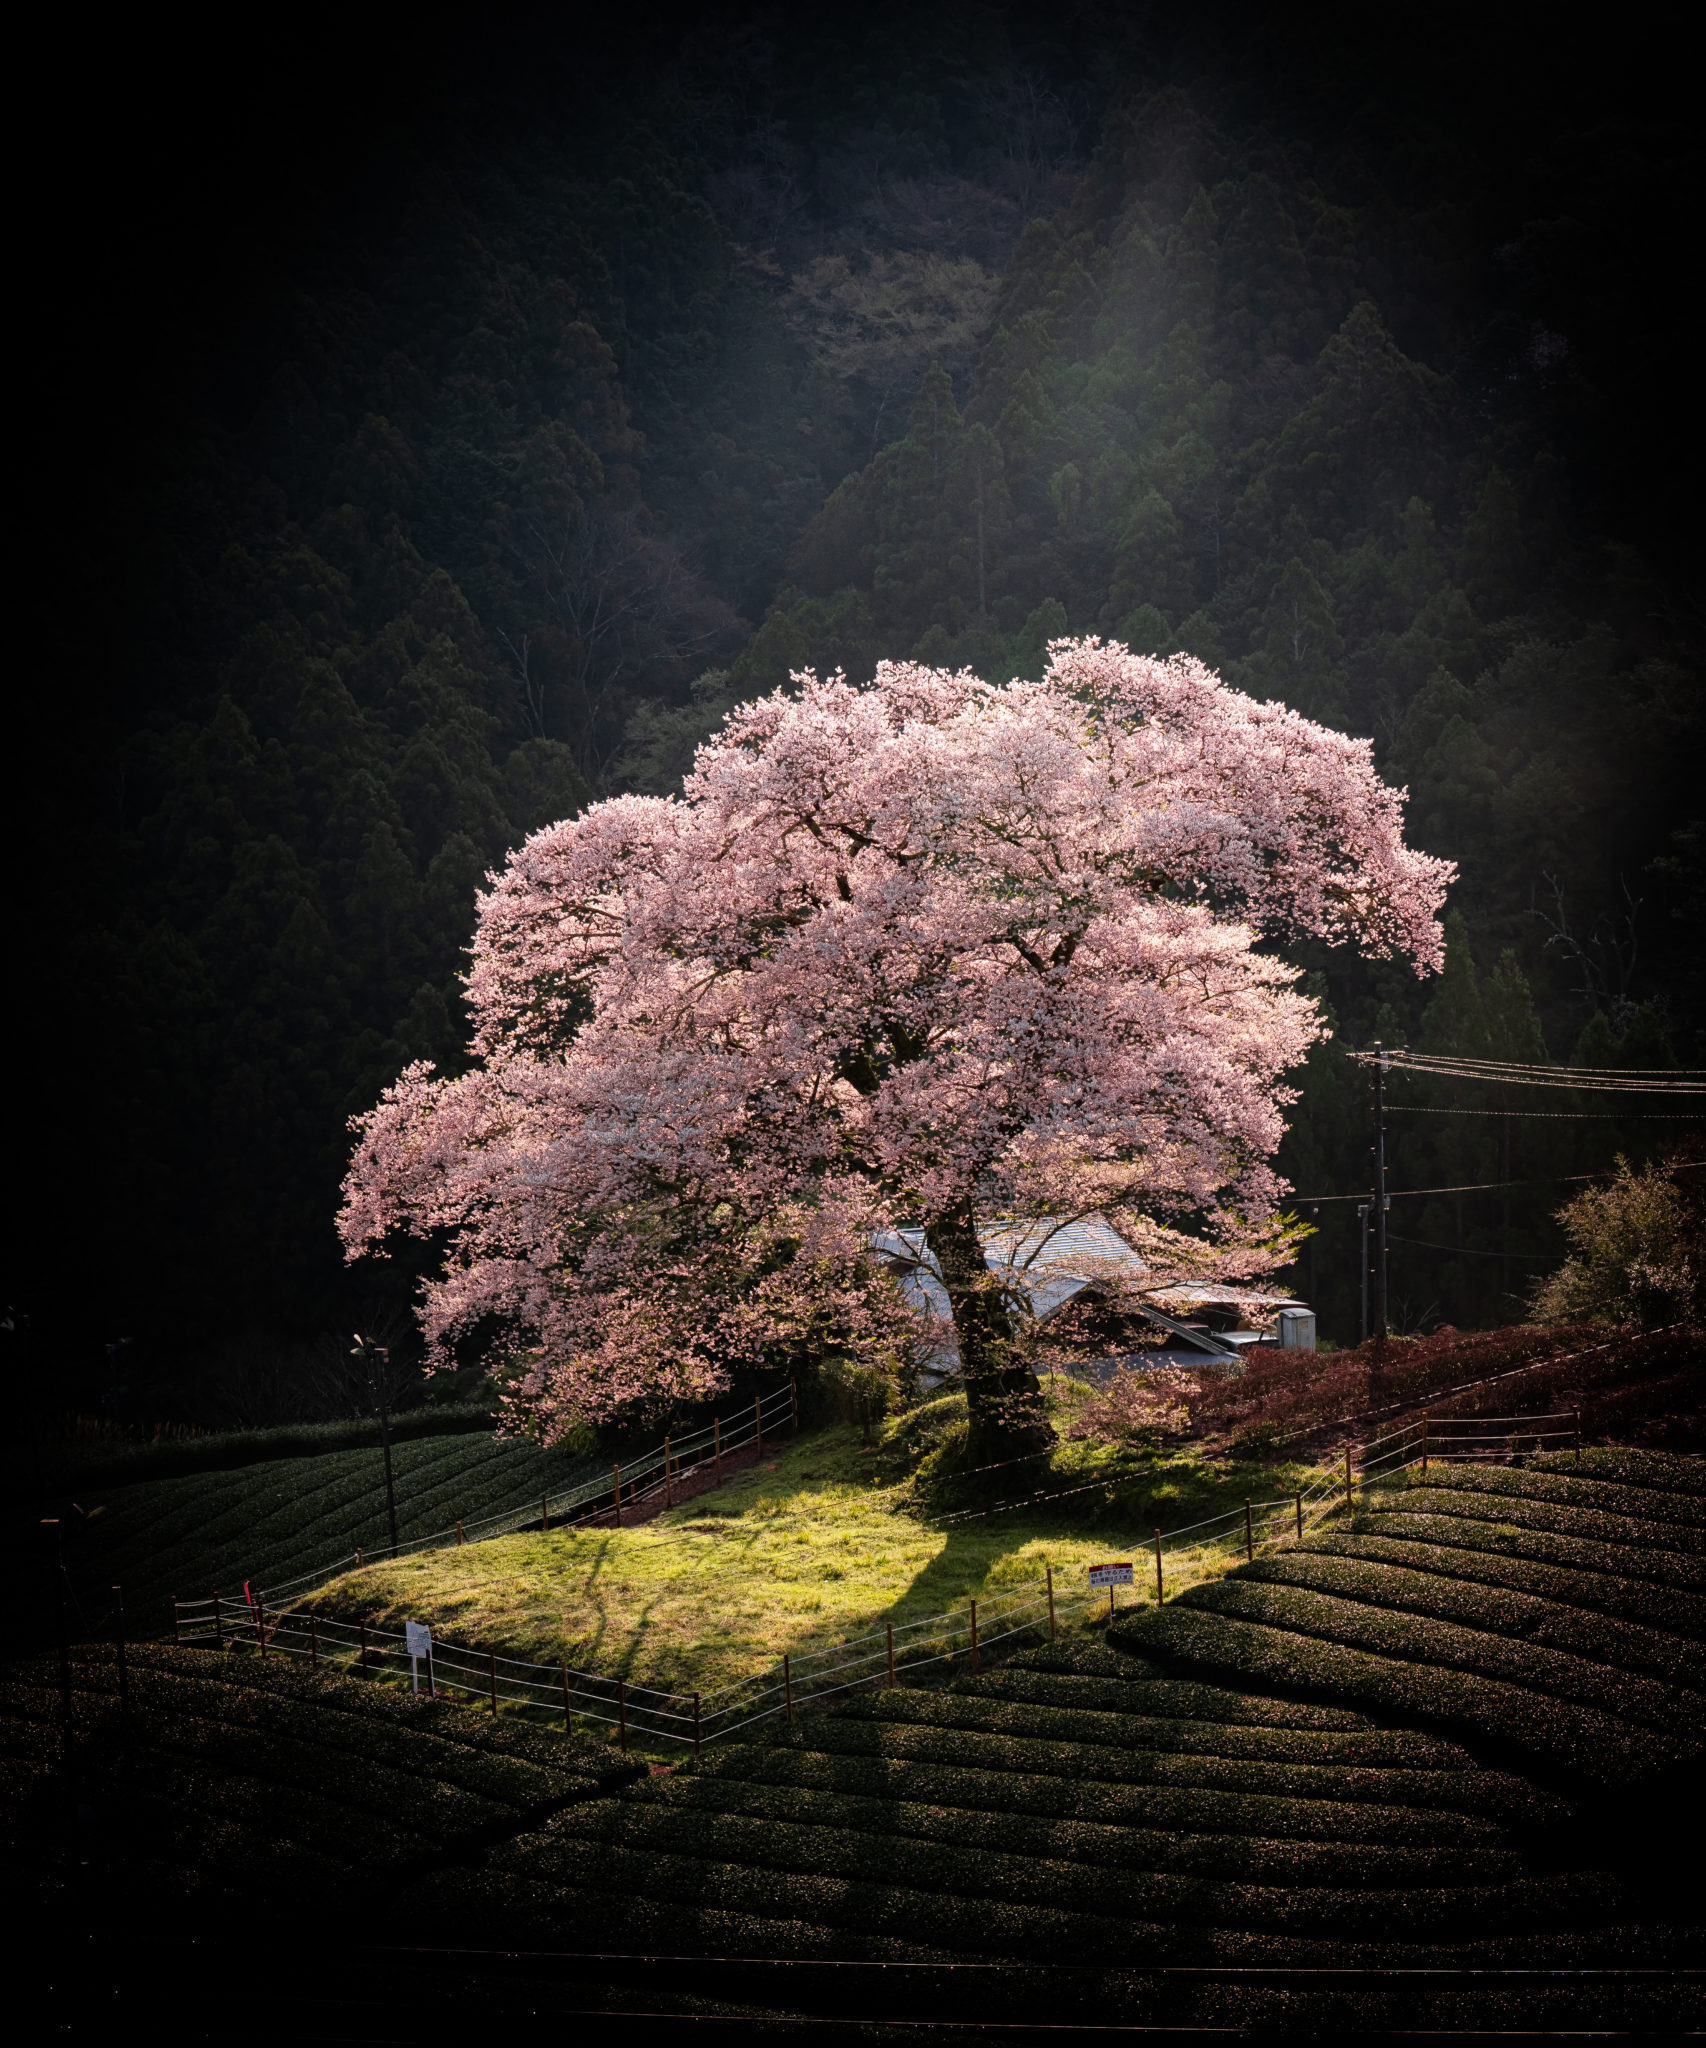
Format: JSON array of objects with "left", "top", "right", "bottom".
[{"left": 341, "top": 641, "right": 1451, "bottom": 1456}]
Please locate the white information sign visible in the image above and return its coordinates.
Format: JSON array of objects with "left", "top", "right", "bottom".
[
  {"left": 1087, "top": 1561, "right": 1134, "bottom": 1589},
  {"left": 405, "top": 1621, "right": 433, "bottom": 1657}
]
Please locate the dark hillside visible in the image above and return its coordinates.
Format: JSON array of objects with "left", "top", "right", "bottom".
[{"left": 14, "top": 3, "right": 1702, "bottom": 1416}]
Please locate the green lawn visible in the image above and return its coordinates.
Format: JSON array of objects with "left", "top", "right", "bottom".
[{"left": 304, "top": 1410, "right": 1312, "bottom": 1690}]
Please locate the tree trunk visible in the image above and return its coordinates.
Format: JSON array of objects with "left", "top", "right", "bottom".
[{"left": 924, "top": 1203, "right": 1054, "bottom": 1461}]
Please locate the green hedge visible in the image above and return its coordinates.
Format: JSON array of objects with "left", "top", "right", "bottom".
[
  {"left": 1169, "top": 1576, "right": 1704, "bottom": 1740},
  {"left": 116, "top": 1645, "right": 639, "bottom": 1789},
  {"left": 864, "top": 1679, "right": 1474, "bottom": 1777},
  {"left": 1315, "top": 1530, "right": 1706, "bottom": 1641},
  {"left": 64, "top": 1429, "right": 602, "bottom": 1634},
  {"left": 958, "top": 1669, "right": 1467, "bottom": 1762},
  {"left": 1248, "top": 1551, "right": 1706, "bottom": 1688},
  {"left": 1004, "top": 1642, "right": 1162, "bottom": 1680},
  {"left": 1531, "top": 1446, "right": 1706, "bottom": 1496},
  {"left": 1119, "top": 1605, "right": 1693, "bottom": 1789},
  {"left": 1416, "top": 1463, "right": 1706, "bottom": 1532},
  {"left": 1390, "top": 1481, "right": 1704, "bottom": 1560},
  {"left": 1358, "top": 1506, "right": 1706, "bottom": 1593},
  {"left": 639, "top": 1767, "right": 1527, "bottom": 1890},
  {"left": 52, "top": 1405, "right": 497, "bottom": 1491},
  {"left": 534, "top": 1792, "right": 1610, "bottom": 1941},
  {"left": 488, "top": 1815, "right": 1470, "bottom": 1965},
  {"left": 737, "top": 1711, "right": 1557, "bottom": 1827}
]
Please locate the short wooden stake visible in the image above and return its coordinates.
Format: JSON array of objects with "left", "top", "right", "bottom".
[
  {"left": 1574, "top": 1408, "right": 1582, "bottom": 1461},
  {"left": 1421, "top": 1417, "right": 1429, "bottom": 1475},
  {"left": 1295, "top": 1492, "right": 1303, "bottom": 1540},
  {"left": 488, "top": 1648, "right": 498, "bottom": 1716},
  {"left": 783, "top": 1653, "right": 794, "bottom": 1720},
  {"left": 714, "top": 1416, "right": 722, "bottom": 1483},
  {"left": 172, "top": 1596, "right": 182, "bottom": 1646},
  {"left": 1108, "top": 1581, "right": 1115, "bottom": 1621},
  {"left": 542, "top": 1491, "right": 549, "bottom": 1532},
  {"left": 213, "top": 1592, "right": 223, "bottom": 1648},
  {"left": 1244, "top": 1498, "right": 1254, "bottom": 1562},
  {"left": 1046, "top": 1566, "right": 1056, "bottom": 1642},
  {"left": 425, "top": 1642, "right": 436, "bottom": 1698},
  {"left": 790, "top": 1377, "right": 798, "bottom": 1434},
  {"left": 561, "top": 1662, "right": 572, "bottom": 1732},
  {"left": 456, "top": 1522, "right": 464, "bottom": 1546},
  {"left": 356, "top": 1546, "right": 363, "bottom": 1569},
  {"left": 970, "top": 1600, "right": 980, "bottom": 1673},
  {"left": 665, "top": 1438, "right": 672, "bottom": 1507},
  {"left": 755, "top": 1396, "right": 764, "bottom": 1457},
  {"left": 309, "top": 1613, "right": 318, "bottom": 1668},
  {"left": 613, "top": 1464, "right": 622, "bottom": 1526},
  {"left": 1153, "top": 1530, "right": 1164, "bottom": 1605},
  {"left": 1344, "top": 1445, "right": 1353, "bottom": 1509},
  {"left": 618, "top": 1677, "right": 628, "bottom": 1750},
  {"left": 693, "top": 1691, "right": 702, "bottom": 1760},
  {"left": 256, "top": 1598, "right": 266, "bottom": 1656},
  {"left": 359, "top": 1619, "right": 368, "bottom": 1669},
  {"left": 886, "top": 1621, "right": 895, "bottom": 1685}
]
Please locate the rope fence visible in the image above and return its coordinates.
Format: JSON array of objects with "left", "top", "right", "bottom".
[
  {"left": 168, "top": 1408, "right": 1581, "bottom": 1754},
  {"left": 233, "top": 1379, "right": 799, "bottom": 1611}
]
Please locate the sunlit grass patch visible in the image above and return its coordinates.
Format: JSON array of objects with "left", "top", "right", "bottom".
[{"left": 305, "top": 1412, "right": 1312, "bottom": 1690}]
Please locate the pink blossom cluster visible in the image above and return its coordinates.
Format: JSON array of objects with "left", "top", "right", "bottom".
[{"left": 340, "top": 641, "right": 1451, "bottom": 1437}]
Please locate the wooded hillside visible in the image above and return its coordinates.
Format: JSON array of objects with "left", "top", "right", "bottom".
[{"left": 17, "top": 4, "right": 1700, "bottom": 1416}]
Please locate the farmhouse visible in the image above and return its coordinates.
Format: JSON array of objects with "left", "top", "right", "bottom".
[{"left": 875, "top": 1212, "right": 1314, "bottom": 1378}]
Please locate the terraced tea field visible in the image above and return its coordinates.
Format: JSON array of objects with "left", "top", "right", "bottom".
[{"left": 55, "top": 1429, "right": 601, "bottom": 1640}]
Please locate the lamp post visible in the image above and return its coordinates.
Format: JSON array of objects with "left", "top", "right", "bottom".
[{"left": 353, "top": 1334, "right": 399, "bottom": 1555}]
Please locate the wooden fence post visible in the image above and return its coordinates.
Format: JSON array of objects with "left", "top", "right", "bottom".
[
  {"left": 1153, "top": 1530, "right": 1163, "bottom": 1605},
  {"left": 309, "top": 1613, "right": 318, "bottom": 1668},
  {"left": 359, "top": 1619, "right": 368, "bottom": 1670},
  {"left": 487, "top": 1648, "right": 498, "bottom": 1715},
  {"left": 613, "top": 1464, "right": 622, "bottom": 1526},
  {"left": 256, "top": 1598, "right": 266, "bottom": 1656},
  {"left": 1046, "top": 1566, "right": 1056, "bottom": 1643},
  {"left": 693, "top": 1692, "right": 702, "bottom": 1761},
  {"left": 665, "top": 1438, "right": 672, "bottom": 1507},
  {"left": 1575, "top": 1408, "right": 1582, "bottom": 1462},
  {"left": 617, "top": 1677, "right": 628, "bottom": 1750},
  {"left": 1294, "top": 1492, "right": 1303, "bottom": 1540},
  {"left": 755, "top": 1396, "right": 763, "bottom": 1457},
  {"left": 561, "top": 1663, "right": 572, "bottom": 1732},
  {"left": 356, "top": 1547, "right": 363, "bottom": 1569},
  {"left": 1344, "top": 1445, "right": 1353, "bottom": 1509},
  {"left": 213, "top": 1592, "right": 223, "bottom": 1648},
  {"left": 1421, "top": 1418, "right": 1429, "bottom": 1475},
  {"left": 970, "top": 1600, "right": 980, "bottom": 1674},
  {"left": 456, "top": 1522, "right": 464, "bottom": 1546},
  {"left": 172, "top": 1596, "right": 182, "bottom": 1646},
  {"left": 714, "top": 1416, "right": 722, "bottom": 1483},
  {"left": 790, "top": 1378, "right": 798, "bottom": 1434},
  {"left": 542, "top": 1491, "right": 549, "bottom": 1532},
  {"left": 1244, "top": 1498, "right": 1254, "bottom": 1562},
  {"left": 783, "top": 1653, "right": 793, "bottom": 1720},
  {"left": 886, "top": 1621, "right": 895, "bottom": 1686}
]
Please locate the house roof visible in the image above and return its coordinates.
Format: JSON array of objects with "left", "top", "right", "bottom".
[{"left": 875, "top": 1212, "right": 1302, "bottom": 1369}]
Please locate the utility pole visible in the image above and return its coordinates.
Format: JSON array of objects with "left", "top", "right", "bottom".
[
  {"left": 1372, "top": 1042, "right": 1389, "bottom": 1345},
  {"left": 1357, "top": 1201, "right": 1371, "bottom": 1344},
  {"left": 353, "top": 1334, "right": 400, "bottom": 1555}
]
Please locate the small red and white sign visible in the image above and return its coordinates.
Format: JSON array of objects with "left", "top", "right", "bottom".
[{"left": 1088, "top": 1561, "right": 1134, "bottom": 1589}]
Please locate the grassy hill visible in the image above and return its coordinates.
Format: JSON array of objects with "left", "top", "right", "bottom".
[
  {"left": 10, "top": 1446, "right": 1701, "bottom": 2033},
  {"left": 301, "top": 1412, "right": 1311, "bottom": 1689}
]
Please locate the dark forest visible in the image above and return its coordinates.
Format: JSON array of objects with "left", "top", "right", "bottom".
[{"left": 14, "top": 2, "right": 1701, "bottom": 1426}]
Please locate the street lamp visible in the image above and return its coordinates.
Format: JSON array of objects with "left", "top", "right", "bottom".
[{"left": 352, "top": 1334, "right": 399, "bottom": 1555}]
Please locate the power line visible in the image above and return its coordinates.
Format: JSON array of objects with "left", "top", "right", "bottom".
[
  {"left": 1344, "top": 1049, "right": 1706, "bottom": 1093},
  {"left": 1385, "top": 1105, "right": 1703, "bottom": 1119},
  {"left": 1290, "top": 1171, "right": 1618, "bottom": 1204},
  {"left": 1386, "top": 1232, "right": 1553, "bottom": 1261}
]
